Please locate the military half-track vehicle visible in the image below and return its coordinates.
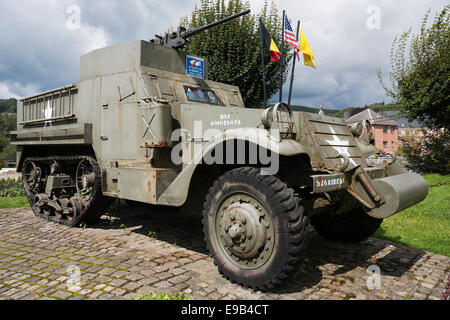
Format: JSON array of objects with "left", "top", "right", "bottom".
[{"left": 11, "top": 10, "right": 429, "bottom": 290}]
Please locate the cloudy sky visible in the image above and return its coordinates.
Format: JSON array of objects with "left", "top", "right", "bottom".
[{"left": 0, "top": 0, "right": 447, "bottom": 109}]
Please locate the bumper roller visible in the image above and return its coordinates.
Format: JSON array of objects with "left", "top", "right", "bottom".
[{"left": 368, "top": 173, "right": 429, "bottom": 219}]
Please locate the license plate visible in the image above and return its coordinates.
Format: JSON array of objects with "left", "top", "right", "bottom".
[{"left": 311, "top": 173, "right": 347, "bottom": 193}]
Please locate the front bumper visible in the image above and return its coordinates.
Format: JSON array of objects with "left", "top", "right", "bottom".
[
  {"left": 369, "top": 172, "right": 428, "bottom": 218},
  {"left": 310, "top": 167, "right": 429, "bottom": 219}
]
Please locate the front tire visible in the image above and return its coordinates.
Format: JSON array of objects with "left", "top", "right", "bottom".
[
  {"left": 310, "top": 208, "right": 382, "bottom": 243},
  {"left": 202, "top": 167, "right": 309, "bottom": 291}
]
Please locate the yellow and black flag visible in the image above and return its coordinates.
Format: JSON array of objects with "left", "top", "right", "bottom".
[
  {"left": 260, "top": 20, "right": 280, "bottom": 62},
  {"left": 299, "top": 27, "right": 315, "bottom": 68}
]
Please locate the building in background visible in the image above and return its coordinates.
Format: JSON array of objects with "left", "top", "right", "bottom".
[
  {"left": 382, "top": 112, "right": 424, "bottom": 146},
  {"left": 346, "top": 109, "right": 399, "bottom": 152}
]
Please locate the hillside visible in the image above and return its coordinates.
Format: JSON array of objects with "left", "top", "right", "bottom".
[
  {"left": 289, "top": 105, "right": 341, "bottom": 116},
  {"left": 0, "top": 98, "right": 17, "bottom": 114},
  {"left": 0, "top": 99, "right": 17, "bottom": 165},
  {"left": 0, "top": 113, "right": 16, "bottom": 165},
  {"left": 290, "top": 102, "right": 399, "bottom": 118}
]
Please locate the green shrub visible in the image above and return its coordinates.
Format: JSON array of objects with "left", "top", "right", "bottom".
[
  {"left": 400, "top": 131, "right": 450, "bottom": 174},
  {"left": 0, "top": 178, "right": 25, "bottom": 197}
]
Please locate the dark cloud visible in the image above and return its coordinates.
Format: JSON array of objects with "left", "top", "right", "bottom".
[
  {"left": 0, "top": 0, "right": 447, "bottom": 110},
  {"left": 280, "top": 0, "right": 448, "bottom": 108}
]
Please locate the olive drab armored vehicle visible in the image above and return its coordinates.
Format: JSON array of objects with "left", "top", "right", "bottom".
[{"left": 11, "top": 10, "right": 429, "bottom": 290}]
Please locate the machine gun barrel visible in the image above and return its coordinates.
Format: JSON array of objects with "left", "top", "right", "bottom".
[
  {"left": 151, "top": 9, "right": 250, "bottom": 49},
  {"left": 183, "top": 9, "right": 251, "bottom": 38}
]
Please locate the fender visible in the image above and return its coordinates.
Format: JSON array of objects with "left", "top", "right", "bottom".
[{"left": 158, "top": 128, "right": 308, "bottom": 206}]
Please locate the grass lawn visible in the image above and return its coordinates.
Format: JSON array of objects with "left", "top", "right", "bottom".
[
  {"left": 374, "top": 174, "right": 450, "bottom": 257},
  {"left": 0, "top": 196, "right": 29, "bottom": 209}
]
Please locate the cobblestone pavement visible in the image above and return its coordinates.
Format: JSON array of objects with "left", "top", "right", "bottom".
[{"left": 0, "top": 205, "right": 448, "bottom": 300}]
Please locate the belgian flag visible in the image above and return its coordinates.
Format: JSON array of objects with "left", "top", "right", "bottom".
[{"left": 260, "top": 20, "right": 280, "bottom": 62}]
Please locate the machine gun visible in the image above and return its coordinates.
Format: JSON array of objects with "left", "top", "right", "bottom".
[{"left": 150, "top": 9, "right": 251, "bottom": 49}]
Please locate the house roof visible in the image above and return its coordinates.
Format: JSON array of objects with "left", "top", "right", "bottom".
[
  {"left": 396, "top": 118, "right": 421, "bottom": 128},
  {"left": 346, "top": 109, "right": 398, "bottom": 126},
  {"left": 380, "top": 111, "right": 421, "bottom": 128}
]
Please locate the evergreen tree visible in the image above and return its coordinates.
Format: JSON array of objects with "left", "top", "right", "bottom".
[{"left": 181, "top": 0, "right": 292, "bottom": 108}]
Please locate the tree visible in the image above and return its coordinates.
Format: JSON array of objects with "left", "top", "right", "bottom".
[
  {"left": 399, "top": 131, "right": 449, "bottom": 174},
  {"left": 0, "top": 98, "right": 17, "bottom": 113},
  {"left": 378, "top": 6, "right": 449, "bottom": 174},
  {"left": 348, "top": 107, "right": 367, "bottom": 117},
  {"left": 378, "top": 5, "right": 449, "bottom": 131},
  {"left": 0, "top": 113, "right": 16, "bottom": 168},
  {"left": 181, "top": 0, "right": 293, "bottom": 108}
]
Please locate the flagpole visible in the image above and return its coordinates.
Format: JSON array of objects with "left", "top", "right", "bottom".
[
  {"left": 259, "top": 19, "right": 267, "bottom": 108},
  {"left": 288, "top": 20, "right": 300, "bottom": 106},
  {"left": 279, "top": 10, "right": 285, "bottom": 103}
]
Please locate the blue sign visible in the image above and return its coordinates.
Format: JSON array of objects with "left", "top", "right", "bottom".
[{"left": 186, "top": 56, "right": 205, "bottom": 79}]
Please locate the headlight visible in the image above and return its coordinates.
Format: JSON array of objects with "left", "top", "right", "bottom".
[
  {"left": 261, "top": 107, "right": 274, "bottom": 129},
  {"left": 351, "top": 122, "right": 363, "bottom": 137}
]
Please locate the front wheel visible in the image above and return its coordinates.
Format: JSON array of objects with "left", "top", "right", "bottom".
[
  {"left": 310, "top": 208, "right": 382, "bottom": 243},
  {"left": 202, "top": 167, "right": 309, "bottom": 291}
]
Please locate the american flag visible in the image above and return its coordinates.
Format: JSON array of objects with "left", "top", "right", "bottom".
[{"left": 284, "top": 15, "right": 300, "bottom": 59}]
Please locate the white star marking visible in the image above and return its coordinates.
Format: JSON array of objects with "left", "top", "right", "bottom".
[
  {"left": 44, "top": 100, "right": 53, "bottom": 127},
  {"left": 325, "top": 127, "right": 357, "bottom": 167}
]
